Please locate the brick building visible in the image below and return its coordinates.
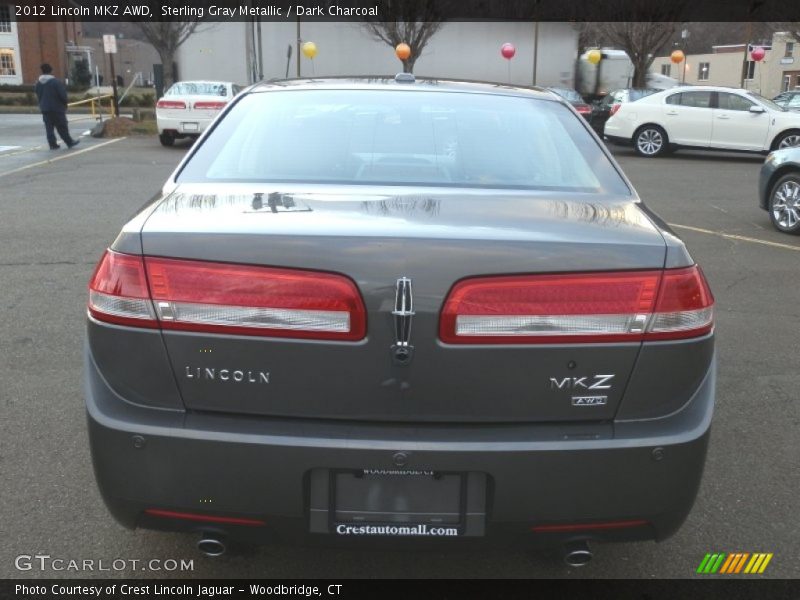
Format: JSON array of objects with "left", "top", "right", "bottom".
[{"left": 0, "top": 3, "right": 82, "bottom": 86}]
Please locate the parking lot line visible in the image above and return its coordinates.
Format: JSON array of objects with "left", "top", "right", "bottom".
[
  {"left": 0, "top": 137, "right": 126, "bottom": 179},
  {"left": 670, "top": 223, "right": 800, "bottom": 252},
  {"left": 0, "top": 145, "right": 49, "bottom": 157}
]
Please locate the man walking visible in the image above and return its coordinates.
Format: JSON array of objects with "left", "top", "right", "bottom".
[{"left": 35, "top": 63, "right": 79, "bottom": 150}]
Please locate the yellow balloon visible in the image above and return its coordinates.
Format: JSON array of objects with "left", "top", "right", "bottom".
[
  {"left": 302, "top": 41, "right": 317, "bottom": 59},
  {"left": 586, "top": 49, "right": 602, "bottom": 65}
]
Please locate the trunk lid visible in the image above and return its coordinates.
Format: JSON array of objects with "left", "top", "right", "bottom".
[{"left": 139, "top": 184, "right": 667, "bottom": 423}]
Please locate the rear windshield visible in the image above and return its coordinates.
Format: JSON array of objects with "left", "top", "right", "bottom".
[
  {"left": 178, "top": 89, "right": 629, "bottom": 194},
  {"left": 167, "top": 82, "right": 229, "bottom": 96},
  {"left": 548, "top": 88, "right": 583, "bottom": 103},
  {"left": 629, "top": 89, "right": 656, "bottom": 101}
]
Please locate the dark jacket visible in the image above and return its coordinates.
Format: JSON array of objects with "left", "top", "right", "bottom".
[{"left": 35, "top": 74, "right": 69, "bottom": 113}]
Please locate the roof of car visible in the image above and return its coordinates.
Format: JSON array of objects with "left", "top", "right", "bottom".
[
  {"left": 172, "top": 80, "right": 234, "bottom": 86},
  {"left": 249, "top": 76, "right": 560, "bottom": 102},
  {"left": 654, "top": 85, "right": 754, "bottom": 94}
]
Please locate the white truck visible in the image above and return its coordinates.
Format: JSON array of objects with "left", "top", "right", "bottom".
[{"left": 577, "top": 49, "right": 678, "bottom": 100}]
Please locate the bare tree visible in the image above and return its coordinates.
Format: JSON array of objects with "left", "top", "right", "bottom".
[
  {"left": 589, "top": 0, "right": 689, "bottom": 88},
  {"left": 770, "top": 22, "right": 800, "bottom": 41},
  {"left": 665, "top": 22, "right": 776, "bottom": 54},
  {"left": 596, "top": 22, "right": 681, "bottom": 88},
  {"left": 361, "top": 1, "right": 445, "bottom": 73},
  {"left": 134, "top": 22, "right": 202, "bottom": 87}
]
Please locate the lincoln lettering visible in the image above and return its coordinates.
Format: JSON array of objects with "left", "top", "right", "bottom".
[{"left": 185, "top": 367, "right": 269, "bottom": 384}]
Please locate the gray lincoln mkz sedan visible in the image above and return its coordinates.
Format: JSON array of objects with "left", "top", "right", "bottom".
[{"left": 86, "top": 77, "right": 715, "bottom": 565}]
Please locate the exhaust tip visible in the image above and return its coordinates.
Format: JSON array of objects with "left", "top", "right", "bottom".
[
  {"left": 564, "top": 541, "right": 592, "bottom": 567},
  {"left": 197, "top": 537, "right": 226, "bottom": 558}
]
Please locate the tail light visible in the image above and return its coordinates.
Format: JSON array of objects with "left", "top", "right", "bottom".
[
  {"left": 609, "top": 103, "right": 622, "bottom": 117},
  {"left": 439, "top": 267, "right": 713, "bottom": 344},
  {"left": 193, "top": 101, "right": 227, "bottom": 110},
  {"left": 156, "top": 99, "right": 187, "bottom": 109},
  {"left": 88, "top": 251, "right": 158, "bottom": 328},
  {"left": 88, "top": 250, "right": 366, "bottom": 341},
  {"left": 576, "top": 104, "right": 592, "bottom": 115}
]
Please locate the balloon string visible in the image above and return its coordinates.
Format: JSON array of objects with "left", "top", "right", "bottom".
[{"left": 507, "top": 61, "right": 511, "bottom": 84}]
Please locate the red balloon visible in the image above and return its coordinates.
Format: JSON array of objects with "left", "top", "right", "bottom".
[
  {"left": 750, "top": 46, "right": 766, "bottom": 61},
  {"left": 501, "top": 43, "right": 516, "bottom": 60}
]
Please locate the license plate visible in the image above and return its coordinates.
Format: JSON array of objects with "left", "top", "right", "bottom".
[
  {"left": 308, "top": 469, "right": 486, "bottom": 537},
  {"left": 181, "top": 122, "right": 199, "bottom": 132},
  {"left": 330, "top": 470, "right": 465, "bottom": 537}
]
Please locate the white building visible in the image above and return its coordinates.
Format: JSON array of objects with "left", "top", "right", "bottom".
[
  {"left": 176, "top": 22, "right": 580, "bottom": 88},
  {"left": 651, "top": 32, "right": 800, "bottom": 98}
]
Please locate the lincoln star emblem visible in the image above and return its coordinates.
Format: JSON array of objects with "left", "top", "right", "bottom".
[{"left": 391, "top": 277, "right": 414, "bottom": 365}]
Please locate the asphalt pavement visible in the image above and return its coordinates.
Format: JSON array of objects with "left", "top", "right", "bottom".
[
  {"left": 1, "top": 132, "right": 798, "bottom": 579},
  {"left": 0, "top": 114, "right": 104, "bottom": 171}
]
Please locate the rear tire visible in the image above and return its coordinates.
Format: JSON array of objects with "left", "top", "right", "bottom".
[
  {"left": 773, "top": 130, "right": 800, "bottom": 151},
  {"left": 768, "top": 172, "right": 800, "bottom": 234},
  {"left": 159, "top": 132, "right": 175, "bottom": 147},
  {"left": 633, "top": 125, "right": 668, "bottom": 157}
]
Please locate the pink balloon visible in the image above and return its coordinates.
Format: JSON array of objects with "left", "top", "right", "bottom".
[
  {"left": 750, "top": 46, "right": 766, "bottom": 61},
  {"left": 501, "top": 43, "right": 516, "bottom": 60}
]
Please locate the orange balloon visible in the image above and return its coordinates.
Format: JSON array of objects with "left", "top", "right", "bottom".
[
  {"left": 670, "top": 50, "right": 685, "bottom": 64},
  {"left": 395, "top": 43, "right": 411, "bottom": 61}
]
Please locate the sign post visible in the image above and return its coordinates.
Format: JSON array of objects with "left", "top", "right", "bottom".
[{"left": 103, "top": 34, "right": 119, "bottom": 117}]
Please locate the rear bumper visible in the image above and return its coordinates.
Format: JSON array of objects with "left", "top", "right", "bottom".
[
  {"left": 602, "top": 117, "right": 635, "bottom": 145},
  {"left": 86, "top": 348, "right": 714, "bottom": 547},
  {"left": 156, "top": 115, "right": 212, "bottom": 136},
  {"left": 603, "top": 134, "right": 632, "bottom": 147}
]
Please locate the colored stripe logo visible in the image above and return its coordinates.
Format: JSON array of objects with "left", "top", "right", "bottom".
[{"left": 697, "top": 553, "right": 773, "bottom": 574}]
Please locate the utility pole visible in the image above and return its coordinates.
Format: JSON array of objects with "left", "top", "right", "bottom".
[
  {"left": 741, "top": 21, "right": 752, "bottom": 88},
  {"left": 109, "top": 55, "right": 119, "bottom": 115},
  {"left": 103, "top": 34, "right": 119, "bottom": 117},
  {"left": 256, "top": 18, "right": 263, "bottom": 81},
  {"left": 532, "top": 21, "right": 539, "bottom": 86},
  {"left": 681, "top": 28, "right": 689, "bottom": 85},
  {"left": 296, "top": 17, "right": 301, "bottom": 77}
]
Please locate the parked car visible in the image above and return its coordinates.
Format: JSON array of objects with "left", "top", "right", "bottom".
[
  {"left": 759, "top": 146, "right": 800, "bottom": 234},
  {"left": 589, "top": 88, "right": 657, "bottom": 133},
  {"left": 605, "top": 86, "right": 800, "bottom": 157},
  {"left": 156, "top": 80, "right": 243, "bottom": 147},
  {"left": 546, "top": 86, "right": 592, "bottom": 120},
  {"left": 86, "top": 76, "right": 715, "bottom": 562},
  {"left": 772, "top": 90, "right": 800, "bottom": 111}
]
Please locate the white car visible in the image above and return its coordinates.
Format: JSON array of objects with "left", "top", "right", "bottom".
[
  {"left": 156, "top": 81, "right": 243, "bottom": 147},
  {"left": 604, "top": 85, "right": 800, "bottom": 157}
]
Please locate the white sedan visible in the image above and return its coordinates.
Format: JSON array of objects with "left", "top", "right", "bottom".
[
  {"left": 604, "top": 85, "right": 800, "bottom": 157},
  {"left": 156, "top": 81, "right": 243, "bottom": 146}
]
